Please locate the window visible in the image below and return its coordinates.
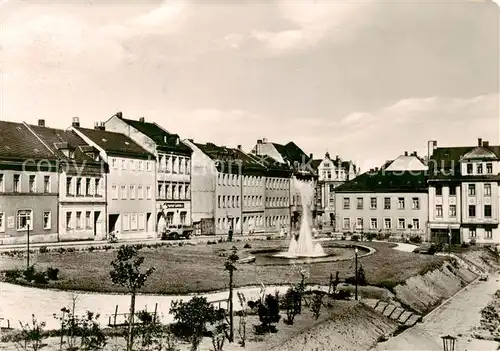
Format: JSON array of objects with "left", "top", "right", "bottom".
[
  {"left": 398, "top": 218, "right": 406, "bottom": 229},
  {"left": 469, "top": 228, "right": 476, "bottom": 238},
  {"left": 384, "top": 197, "right": 391, "bottom": 210},
  {"left": 43, "top": 211, "right": 51, "bottom": 229},
  {"left": 13, "top": 174, "right": 20, "bottom": 193},
  {"left": 435, "top": 185, "right": 442, "bottom": 196},
  {"left": 469, "top": 205, "right": 476, "bottom": 217},
  {"left": 398, "top": 197, "right": 405, "bottom": 210},
  {"left": 467, "top": 163, "right": 473, "bottom": 174},
  {"left": 147, "top": 161, "right": 152, "bottom": 172},
  {"left": 412, "top": 219, "right": 420, "bottom": 230},
  {"left": 121, "top": 185, "right": 127, "bottom": 199},
  {"left": 485, "top": 183, "right": 492, "bottom": 196},
  {"left": 450, "top": 205, "right": 457, "bottom": 217},
  {"left": 180, "top": 211, "right": 187, "bottom": 225},
  {"left": 412, "top": 197, "right": 420, "bottom": 210},
  {"left": 158, "top": 183, "right": 163, "bottom": 199},
  {"left": 130, "top": 185, "right": 136, "bottom": 199},
  {"left": 172, "top": 184, "right": 177, "bottom": 199},
  {"left": 76, "top": 212, "right": 82, "bottom": 229},
  {"left": 486, "top": 163, "right": 493, "bottom": 174},
  {"left": 449, "top": 186, "right": 456, "bottom": 196},
  {"left": 0, "top": 174, "right": 4, "bottom": 192},
  {"left": 138, "top": 213, "right": 145, "bottom": 230},
  {"left": 130, "top": 214, "right": 138, "bottom": 230},
  {"left": 85, "top": 211, "right": 91, "bottom": 229},
  {"left": 85, "top": 178, "right": 91, "bottom": 196},
  {"left": 343, "top": 218, "right": 350, "bottom": 230},
  {"left": 477, "top": 163, "right": 483, "bottom": 174},
  {"left": 485, "top": 228, "right": 493, "bottom": 239},
  {"left": 185, "top": 159, "right": 190, "bottom": 175},
  {"left": 357, "top": 197, "right": 363, "bottom": 210},
  {"left": 76, "top": 178, "right": 82, "bottom": 195},
  {"left": 185, "top": 184, "right": 190, "bottom": 200},
  {"left": 112, "top": 185, "right": 118, "bottom": 199},
  {"left": 138, "top": 185, "right": 143, "bottom": 199},
  {"left": 66, "top": 212, "right": 72, "bottom": 230},
  {"left": 370, "top": 218, "right": 378, "bottom": 230},
  {"left": 356, "top": 217, "right": 363, "bottom": 229},
  {"left": 123, "top": 214, "right": 130, "bottom": 231},
  {"left": 166, "top": 184, "right": 172, "bottom": 199},
  {"left": 17, "top": 210, "right": 32, "bottom": 231},
  {"left": 384, "top": 218, "right": 391, "bottom": 229},
  {"left": 28, "top": 175, "right": 36, "bottom": 193},
  {"left": 370, "top": 197, "right": 377, "bottom": 209},
  {"left": 44, "top": 176, "right": 50, "bottom": 193},
  {"left": 0, "top": 213, "right": 4, "bottom": 232},
  {"left": 179, "top": 157, "right": 184, "bottom": 174},
  {"left": 112, "top": 158, "right": 117, "bottom": 169},
  {"left": 218, "top": 195, "right": 221, "bottom": 208},
  {"left": 129, "top": 160, "right": 134, "bottom": 171},
  {"left": 436, "top": 205, "right": 443, "bottom": 217},
  {"left": 172, "top": 157, "right": 177, "bottom": 173},
  {"left": 484, "top": 205, "right": 492, "bottom": 218},
  {"left": 95, "top": 179, "right": 101, "bottom": 196},
  {"left": 146, "top": 186, "right": 152, "bottom": 199},
  {"left": 121, "top": 159, "right": 126, "bottom": 170},
  {"left": 468, "top": 184, "right": 476, "bottom": 196},
  {"left": 343, "top": 198, "right": 350, "bottom": 210}
]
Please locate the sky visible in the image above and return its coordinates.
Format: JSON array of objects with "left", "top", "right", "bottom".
[{"left": 1, "top": 0, "right": 499, "bottom": 172}]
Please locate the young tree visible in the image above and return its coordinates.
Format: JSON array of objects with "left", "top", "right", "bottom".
[
  {"left": 15, "top": 314, "right": 47, "bottom": 351},
  {"left": 110, "top": 245, "right": 155, "bottom": 351},
  {"left": 236, "top": 292, "right": 248, "bottom": 347},
  {"left": 224, "top": 246, "right": 239, "bottom": 342}
]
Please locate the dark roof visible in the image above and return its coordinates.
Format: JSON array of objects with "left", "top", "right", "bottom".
[
  {"left": 247, "top": 153, "right": 292, "bottom": 177},
  {"left": 120, "top": 117, "right": 191, "bottom": 154},
  {"left": 0, "top": 121, "right": 57, "bottom": 161},
  {"left": 75, "top": 127, "right": 154, "bottom": 159},
  {"left": 335, "top": 170, "right": 428, "bottom": 193},
  {"left": 28, "top": 125, "right": 104, "bottom": 175},
  {"left": 310, "top": 159, "right": 322, "bottom": 170},
  {"left": 272, "top": 141, "right": 310, "bottom": 165}
]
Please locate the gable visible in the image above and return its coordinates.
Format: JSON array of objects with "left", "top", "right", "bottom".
[{"left": 461, "top": 146, "right": 499, "bottom": 161}]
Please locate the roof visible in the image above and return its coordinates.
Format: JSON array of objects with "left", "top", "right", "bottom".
[
  {"left": 119, "top": 117, "right": 192, "bottom": 154},
  {"left": 384, "top": 155, "right": 427, "bottom": 172},
  {"left": 310, "top": 159, "right": 322, "bottom": 170},
  {"left": 28, "top": 124, "right": 104, "bottom": 175},
  {"left": 272, "top": 141, "right": 310, "bottom": 166},
  {"left": 429, "top": 144, "right": 500, "bottom": 176},
  {"left": 75, "top": 127, "right": 154, "bottom": 159},
  {"left": 335, "top": 170, "right": 428, "bottom": 193},
  {"left": 247, "top": 153, "right": 292, "bottom": 177},
  {"left": 0, "top": 121, "right": 57, "bottom": 161}
]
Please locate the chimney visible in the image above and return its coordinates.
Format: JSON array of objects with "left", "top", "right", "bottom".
[
  {"left": 404, "top": 151, "right": 408, "bottom": 156},
  {"left": 428, "top": 140, "right": 437, "bottom": 159},
  {"left": 116, "top": 111, "right": 123, "bottom": 119},
  {"left": 413, "top": 151, "right": 417, "bottom": 156},
  {"left": 188, "top": 138, "right": 194, "bottom": 143},
  {"left": 483, "top": 141, "right": 489, "bottom": 147},
  {"left": 478, "top": 138, "right": 482, "bottom": 146},
  {"left": 139, "top": 117, "right": 145, "bottom": 123},
  {"left": 262, "top": 138, "right": 268, "bottom": 143},
  {"left": 257, "top": 139, "right": 262, "bottom": 144},
  {"left": 309, "top": 153, "right": 313, "bottom": 159},
  {"left": 237, "top": 145, "right": 242, "bottom": 150},
  {"left": 38, "top": 119, "right": 45, "bottom": 127},
  {"left": 325, "top": 152, "right": 330, "bottom": 158},
  {"left": 72, "top": 117, "right": 80, "bottom": 127}
]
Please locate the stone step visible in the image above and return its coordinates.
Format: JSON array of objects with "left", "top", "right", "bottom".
[
  {"left": 383, "top": 305, "right": 397, "bottom": 317},
  {"left": 405, "top": 314, "right": 421, "bottom": 327},
  {"left": 374, "top": 302, "right": 388, "bottom": 313},
  {"left": 363, "top": 299, "right": 379, "bottom": 309},
  {"left": 388, "top": 307, "right": 406, "bottom": 320},
  {"left": 398, "top": 311, "right": 413, "bottom": 323}
]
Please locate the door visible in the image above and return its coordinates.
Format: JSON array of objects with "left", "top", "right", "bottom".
[{"left": 94, "top": 211, "right": 102, "bottom": 237}]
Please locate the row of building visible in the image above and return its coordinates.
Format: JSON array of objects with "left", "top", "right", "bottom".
[
  {"left": 334, "top": 138, "right": 500, "bottom": 245},
  {"left": 0, "top": 114, "right": 357, "bottom": 244}
]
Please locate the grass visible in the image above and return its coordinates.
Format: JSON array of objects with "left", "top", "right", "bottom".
[{"left": 0, "top": 240, "right": 446, "bottom": 295}]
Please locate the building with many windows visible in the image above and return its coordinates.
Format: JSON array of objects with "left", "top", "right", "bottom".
[
  {"left": 0, "top": 121, "right": 59, "bottom": 244},
  {"left": 311, "top": 152, "right": 358, "bottom": 227},
  {"left": 335, "top": 167, "right": 428, "bottom": 239},
  {"left": 105, "top": 113, "right": 192, "bottom": 232},
  {"left": 27, "top": 118, "right": 107, "bottom": 241},
  {"left": 73, "top": 123, "right": 156, "bottom": 239},
  {"left": 428, "top": 138, "right": 500, "bottom": 244}
]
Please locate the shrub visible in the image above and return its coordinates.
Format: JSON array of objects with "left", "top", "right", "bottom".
[
  {"left": 161, "top": 232, "right": 168, "bottom": 240},
  {"left": 310, "top": 292, "right": 324, "bottom": 320},
  {"left": 32, "top": 272, "right": 48, "bottom": 285},
  {"left": 39, "top": 246, "right": 49, "bottom": 254},
  {"left": 266, "top": 235, "right": 272, "bottom": 240},
  {"left": 334, "top": 289, "right": 351, "bottom": 300},
  {"left": 57, "top": 247, "right": 66, "bottom": 254},
  {"left": 428, "top": 243, "right": 444, "bottom": 255},
  {"left": 243, "top": 243, "right": 251, "bottom": 249},
  {"left": 67, "top": 247, "right": 75, "bottom": 253},
  {"left": 87, "top": 246, "right": 95, "bottom": 252},
  {"left": 365, "top": 232, "right": 377, "bottom": 241},
  {"left": 461, "top": 242, "right": 470, "bottom": 248},
  {"left": 351, "top": 235, "right": 360, "bottom": 242},
  {"left": 470, "top": 238, "right": 476, "bottom": 246},
  {"left": 46, "top": 267, "right": 59, "bottom": 281},
  {"left": 409, "top": 235, "right": 422, "bottom": 244},
  {"left": 23, "top": 266, "right": 36, "bottom": 282},
  {"left": 377, "top": 280, "right": 400, "bottom": 293},
  {"left": 5, "top": 269, "right": 22, "bottom": 282}
]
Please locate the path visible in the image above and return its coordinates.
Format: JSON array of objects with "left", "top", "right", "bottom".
[{"left": 373, "top": 273, "right": 500, "bottom": 351}]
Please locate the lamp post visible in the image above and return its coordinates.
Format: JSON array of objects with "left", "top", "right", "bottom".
[
  {"left": 26, "top": 220, "right": 31, "bottom": 269},
  {"left": 441, "top": 335, "right": 456, "bottom": 351},
  {"left": 355, "top": 247, "right": 358, "bottom": 301},
  {"left": 448, "top": 225, "right": 452, "bottom": 256}
]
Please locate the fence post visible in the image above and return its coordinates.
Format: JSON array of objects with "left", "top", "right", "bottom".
[
  {"left": 153, "top": 303, "right": 158, "bottom": 325},
  {"left": 114, "top": 305, "right": 118, "bottom": 326}
]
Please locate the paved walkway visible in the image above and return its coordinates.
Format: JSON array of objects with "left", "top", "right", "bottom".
[
  {"left": 391, "top": 242, "right": 418, "bottom": 252},
  {"left": 373, "top": 273, "right": 500, "bottom": 351}
]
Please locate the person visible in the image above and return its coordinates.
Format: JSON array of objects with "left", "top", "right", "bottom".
[{"left": 279, "top": 225, "right": 285, "bottom": 238}]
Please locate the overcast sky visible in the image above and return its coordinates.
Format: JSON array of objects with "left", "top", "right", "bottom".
[{"left": 1, "top": 0, "right": 499, "bottom": 171}]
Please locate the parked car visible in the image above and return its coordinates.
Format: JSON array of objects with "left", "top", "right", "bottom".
[
  {"left": 413, "top": 243, "right": 432, "bottom": 254},
  {"left": 161, "top": 225, "right": 193, "bottom": 240}
]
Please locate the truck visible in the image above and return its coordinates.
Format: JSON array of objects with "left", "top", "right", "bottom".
[{"left": 161, "top": 224, "right": 194, "bottom": 240}]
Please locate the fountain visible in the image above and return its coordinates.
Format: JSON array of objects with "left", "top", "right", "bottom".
[{"left": 274, "top": 177, "right": 328, "bottom": 258}]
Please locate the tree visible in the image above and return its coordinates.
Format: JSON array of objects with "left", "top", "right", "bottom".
[
  {"left": 15, "top": 315, "right": 47, "bottom": 351},
  {"left": 224, "top": 246, "right": 239, "bottom": 342},
  {"left": 170, "top": 296, "right": 225, "bottom": 351},
  {"left": 110, "top": 245, "right": 155, "bottom": 351}
]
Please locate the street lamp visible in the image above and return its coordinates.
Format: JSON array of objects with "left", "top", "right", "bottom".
[
  {"left": 355, "top": 247, "right": 359, "bottom": 301},
  {"left": 448, "top": 225, "right": 452, "bottom": 256},
  {"left": 26, "top": 219, "right": 31, "bottom": 269},
  {"left": 441, "top": 335, "right": 456, "bottom": 351}
]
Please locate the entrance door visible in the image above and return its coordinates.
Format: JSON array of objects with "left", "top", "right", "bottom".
[
  {"left": 94, "top": 211, "right": 101, "bottom": 237},
  {"left": 146, "top": 213, "right": 152, "bottom": 232},
  {"left": 108, "top": 214, "right": 119, "bottom": 234}
]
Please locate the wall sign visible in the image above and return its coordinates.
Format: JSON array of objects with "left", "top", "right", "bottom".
[{"left": 164, "top": 203, "right": 184, "bottom": 209}]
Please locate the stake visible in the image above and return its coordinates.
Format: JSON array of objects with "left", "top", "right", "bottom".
[{"left": 26, "top": 224, "right": 30, "bottom": 269}]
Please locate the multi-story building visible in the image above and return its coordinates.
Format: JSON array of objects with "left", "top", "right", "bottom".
[
  {"left": 27, "top": 118, "right": 107, "bottom": 241},
  {"left": 0, "top": 121, "right": 59, "bottom": 244},
  {"left": 250, "top": 138, "right": 318, "bottom": 231},
  {"left": 105, "top": 113, "right": 192, "bottom": 232},
  {"left": 311, "top": 152, "right": 358, "bottom": 227},
  {"left": 428, "top": 138, "right": 500, "bottom": 244},
  {"left": 73, "top": 123, "right": 156, "bottom": 239}
]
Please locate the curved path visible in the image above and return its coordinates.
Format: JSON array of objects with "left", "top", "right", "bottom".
[{"left": 0, "top": 241, "right": 399, "bottom": 330}]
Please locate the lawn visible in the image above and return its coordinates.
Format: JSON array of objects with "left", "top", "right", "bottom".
[{"left": 0, "top": 240, "right": 446, "bottom": 295}]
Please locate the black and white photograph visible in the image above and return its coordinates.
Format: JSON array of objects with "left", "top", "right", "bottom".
[{"left": 0, "top": 0, "right": 499, "bottom": 350}]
